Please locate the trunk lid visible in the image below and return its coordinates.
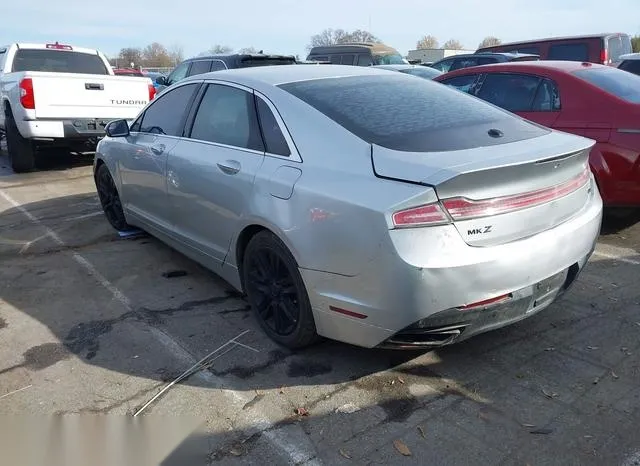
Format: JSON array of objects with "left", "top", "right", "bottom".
[
  {"left": 374, "top": 131, "right": 596, "bottom": 246},
  {"left": 28, "top": 72, "right": 152, "bottom": 119}
]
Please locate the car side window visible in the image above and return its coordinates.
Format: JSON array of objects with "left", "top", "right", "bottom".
[
  {"left": 531, "top": 78, "right": 561, "bottom": 111},
  {"left": 189, "top": 84, "right": 264, "bottom": 152},
  {"left": 450, "top": 57, "right": 479, "bottom": 71},
  {"left": 431, "top": 58, "right": 455, "bottom": 72},
  {"left": 255, "top": 97, "right": 290, "bottom": 156},
  {"left": 619, "top": 60, "right": 640, "bottom": 76},
  {"left": 476, "top": 73, "right": 541, "bottom": 112},
  {"left": 188, "top": 60, "right": 212, "bottom": 76},
  {"left": 341, "top": 54, "right": 355, "bottom": 65},
  {"left": 356, "top": 54, "right": 373, "bottom": 66},
  {"left": 548, "top": 43, "right": 589, "bottom": 62},
  {"left": 329, "top": 55, "right": 341, "bottom": 64},
  {"left": 166, "top": 61, "right": 190, "bottom": 86},
  {"left": 138, "top": 83, "right": 199, "bottom": 136},
  {"left": 210, "top": 60, "right": 226, "bottom": 71},
  {"left": 441, "top": 74, "right": 479, "bottom": 94}
]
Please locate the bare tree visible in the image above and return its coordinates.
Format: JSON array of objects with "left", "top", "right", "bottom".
[
  {"left": 207, "top": 44, "right": 233, "bottom": 55},
  {"left": 238, "top": 47, "right": 259, "bottom": 54},
  {"left": 307, "top": 28, "right": 380, "bottom": 51},
  {"left": 167, "top": 43, "right": 185, "bottom": 65},
  {"left": 443, "top": 39, "right": 464, "bottom": 50},
  {"left": 478, "top": 36, "right": 501, "bottom": 49},
  {"left": 416, "top": 35, "right": 439, "bottom": 49},
  {"left": 142, "top": 42, "right": 172, "bottom": 67},
  {"left": 117, "top": 47, "right": 143, "bottom": 67}
]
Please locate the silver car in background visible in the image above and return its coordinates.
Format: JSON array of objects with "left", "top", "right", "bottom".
[{"left": 94, "top": 65, "right": 603, "bottom": 350}]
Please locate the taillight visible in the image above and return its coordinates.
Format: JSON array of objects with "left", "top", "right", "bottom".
[
  {"left": 392, "top": 203, "right": 449, "bottom": 227},
  {"left": 148, "top": 83, "right": 156, "bottom": 101},
  {"left": 600, "top": 48, "right": 608, "bottom": 64},
  {"left": 19, "top": 78, "right": 35, "bottom": 109},
  {"left": 392, "top": 168, "right": 590, "bottom": 228},
  {"left": 458, "top": 293, "right": 511, "bottom": 310}
]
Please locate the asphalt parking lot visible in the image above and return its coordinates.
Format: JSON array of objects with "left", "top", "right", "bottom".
[{"left": 0, "top": 147, "right": 639, "bottom": 465}]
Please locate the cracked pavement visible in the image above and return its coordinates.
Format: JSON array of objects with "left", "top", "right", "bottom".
[{"left": 0, "top": 149, "right": 639, "bottom": 465}]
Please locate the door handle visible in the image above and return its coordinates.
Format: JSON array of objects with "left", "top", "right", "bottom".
[
  {"left": 217, "top": 160, "right": 241, "bottom": 175},
  {"left": 151, "top": 144, "right": 165, "bottom": 155}
]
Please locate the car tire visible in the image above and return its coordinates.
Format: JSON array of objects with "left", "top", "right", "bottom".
[
  {"left": 95, "top": 164, "right": 130, "bottom": 231},
  {"left": 242, "top": 231, "right": 319, "bottom": 349},
  {"left": 5, "top": 111, "right": 35, "bottom": 173}
]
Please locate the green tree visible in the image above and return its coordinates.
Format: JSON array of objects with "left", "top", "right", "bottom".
[{"left": 632, "top": 36, "right": 640, "bottom": 53}]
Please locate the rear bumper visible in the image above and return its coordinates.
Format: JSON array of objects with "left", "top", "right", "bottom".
[
  {"left": 16, "top": 118, "right": 113, "bottom": 140},
  {"left": 300, "top": 181, "right": 603, "bottom": 349}
]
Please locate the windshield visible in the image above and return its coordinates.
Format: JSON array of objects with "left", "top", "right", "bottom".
[
  {"left": 373, "top": 53, "right": 405, "bottom": 65},
  {"left": 399, "top": 67, "right": 442, "bottom": 79},
  {"left": 279, "top": 74, "right": 547, "bottom": 152},
  {"left": 11, "top": 49, "right": 108, "bottom": 74},
  {"left": 574, "top": 66, "right": 640, "bottom": 103},
  {"left": 239, "top": 57, "right": 296, "bottom": 67}
]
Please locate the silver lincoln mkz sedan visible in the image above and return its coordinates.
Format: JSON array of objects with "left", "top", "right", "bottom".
[{"left": 94, "top": 65, "right": 603, "bottom": 350}]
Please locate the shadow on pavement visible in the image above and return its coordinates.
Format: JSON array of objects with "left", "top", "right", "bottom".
[
  {"left": 0, "top": 148, "right": 93, "bottom": 176},
  {"left": 1, "top": 193, "right": 639, "bottom": 465}
]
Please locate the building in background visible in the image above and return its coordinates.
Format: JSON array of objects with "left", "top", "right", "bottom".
[{"left": 407, "top": 48, "right": 474, "bottom": 64}]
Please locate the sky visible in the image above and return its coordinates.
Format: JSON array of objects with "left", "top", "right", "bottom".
[{"left": 2, "top": 0, "right": 638, "bottom": 60}]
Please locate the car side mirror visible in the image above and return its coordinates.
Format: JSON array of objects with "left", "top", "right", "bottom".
[
  {"left": 156, "top": 75, "right": 167, "bottom": 86},
  {"left": 105, "top": 119, "right": 130, "bottom": 138}
]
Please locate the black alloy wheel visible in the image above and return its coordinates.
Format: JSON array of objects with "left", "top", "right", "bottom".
[
  {"left": 243, "top": 231, "right": 318, "bottom": 348},
  {"left": 95, "top": 164, "right": 129, "bottom": 231}
]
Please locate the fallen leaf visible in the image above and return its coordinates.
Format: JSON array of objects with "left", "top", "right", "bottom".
[
  {"left": 522, "top": 423, "right": 536, "bottom": 428},
  {"left": 417, "top": 426, "right": 426, "bottom": 438},
  {"left": 593, "top": 377, "right": 600, "bottom": 385},
  {"left": 279, "top": 387, "right": 285, "bottom": 394},
  {"left": 611, "top": 370, "right": 619, "bottom": 379},
  {"left": 339, "top": 449, "right": 352, "bottom": 459},
  {"left": 542, "top": 389, "right": 557, "bottom": 399},
  {"left": 398, "top": 377, "right": 405, "bottom": 384},
  {"left": 390, "top": 380, "right": 396, "bottom": 385},
  {"left": 545, "top": 347, "right": 555, "bottom": 352},
  {"left": 587, "top": 346, "right": 599, "bottom": 350},
  {"left": 295, "top": 407, "right": 309, "bottom": 416},
  {"left": 393, "top": 439, "right": 411, "bottom": 456},
  {"left": 255, "top": 389, "right": 263, "bottom": 396}
]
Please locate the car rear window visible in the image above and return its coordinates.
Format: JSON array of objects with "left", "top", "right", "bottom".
[
  {"left": 12, "top": 49, "right": 108, "bottom": 74},
  {"left": 278, "top": 74, "right": 548, "bottom": 152},
  {"left": 573, "top": 67, "right": 640, "bottom": 103},
  {"left": 607, "top": 35, "right": 633, "bottom": 63},
  {"left": 548, "top": 43, "right": 589, "bottom": 62},
  {"left": 239, "top": 56, "right": 296, "bottom": 67}
]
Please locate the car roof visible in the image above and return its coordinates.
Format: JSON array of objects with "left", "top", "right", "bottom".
[
  {"left": 372, "top": 64, "right": 416, "bottom": 71},
  {"left": 620, "top": 53, "right": 640, "bottom": 61},
  {"left": 181, "top": 64, "right": 396, "bottom": 87},
  {"left": 476, "top": 32, "right": 627, "bottom": 49},
  {"left": 186, "top": 53, "right": 295, "bottom": 61},
  {"left": 436, "top": 60, "right": 608, "bottom": 78}
]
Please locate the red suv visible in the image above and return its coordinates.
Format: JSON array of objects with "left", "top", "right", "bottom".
[
  {"left": 476, "top": 33, "right": 632, "bottom": 66},
  {"left": 435, "top": 61, "right": 640, "bottom": 207}
]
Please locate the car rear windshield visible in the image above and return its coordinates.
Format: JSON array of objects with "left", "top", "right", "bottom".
[
  {"left": 607, "top": 35, "right": 633, "bottom": 63},
  {"left": 573, "top": 67, "right": 640, "bottom": 103},
  {"left": 239, "top": 56, "right": 296, "bottom": 67},
  {"left": 373, "top": 53, "right": 406, "bottom": 65},
  {"left": 278, "top": 74, "right": 548, "bottom": 152},
  {"left": 11, "top": 49, "right": 108, "bottom": 74}
]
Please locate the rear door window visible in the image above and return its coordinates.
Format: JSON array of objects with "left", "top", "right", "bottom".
[
  {"left": 450, "top": 57, "right": 479, "bottom": 71},
  {"left": 255, "top": 97, "right": 290, "bottom": 156},
  {"left": 548, "top": 43, "right": 589, "bottom": 62},
  {"left": 188, "top": 60, "right": 212, "bottom": 76},
  {"left": 431, "top": 57, "right": 455, "bottom": 72},
  {"left": 210, "top": 60, "right": 227, "bottom": 71},
  {"left": 330, "top": 55, "right": 341, "bottom": 64},
  {"left": 440, "top": 74, "right": 480, "bottom": 93},
  {"left": 279, "top": 74, "right": 548, "bottom": 152},
  {"left": 531, "top": 79, "right": 561, "bottom": 111},
  {"left": 341, "top": 54, "right": 355, "bottom": 65},
  {"left": 573, "top": 67, "right": 640, "bottom": 103},
  {"left": 356, "top": 54, "right": 373, "bottom": 66},
  {"left": 11, "top": 49, "right": 108, "bottom": 74},
  {"left": 476, "top": 73, "right": 541, "bottom": 112}
]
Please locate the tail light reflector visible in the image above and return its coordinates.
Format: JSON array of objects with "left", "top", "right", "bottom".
[
  {"left": 392, "top": 204, "right": 448, "bottom": 227},
  {"left": 600, "top": 48, "right": 608, "bottom": 64},
  {"left": 148, "top": 83, "right": 156, "bottom": 101},
  {"left": 392, "top": 168, "right": 590, "bottom": 228},
  {"left": 19, "top": 78, "right": 35, "bottom": 109},
  {"left": 458, "top": 293, "right": 511, "bottom": 310}
]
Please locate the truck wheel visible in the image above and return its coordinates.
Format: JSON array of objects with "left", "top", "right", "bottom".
[{"left": 5, "top": 113, "right": 35, "bottom": 173}]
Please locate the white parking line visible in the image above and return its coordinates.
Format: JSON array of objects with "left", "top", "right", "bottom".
[
  {"left": 593, "top": 243, "right": 640, "bottom": 266},
  {"left": 0, "top": 187, "right": 322, "bottom": 464}
]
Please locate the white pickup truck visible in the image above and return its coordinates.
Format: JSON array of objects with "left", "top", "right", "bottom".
[{"left": 0, "top": 42, "right": 155, "bottom": 172}]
